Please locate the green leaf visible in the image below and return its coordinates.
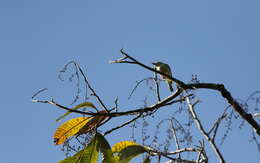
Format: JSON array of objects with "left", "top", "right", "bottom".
[
  {"left": 95, "top": 133, "right": 116, "bottom": 163},
  {"left": 58, "top": 134, "right": 99, "bottom": 163},
  {"left": 79, "top": 135, "right": 99, "bottom": 163},
  {"left": 56, "top": 102, "right": 96, "bottom": 122},
  {"left": 118, "top": 145, "right": 146, "bottom": 163},
  {"left": 57, "top": 150, "right": 83, "bottom": 163}
]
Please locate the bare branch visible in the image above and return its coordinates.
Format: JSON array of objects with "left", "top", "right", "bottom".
[
  {"left": 185, "top": 96, "right": 225, "bottom": 163},
  {"left": 74, "top": 62, "right": 109, "bottom": 112},
  {"left": 33, "top": 87, "right": 183, "bottom": 118},
  {"left": 31, "top": 88, "right": 48, "bottom": 99},
  {"left": 188, "top": 83, "right": 260, "bottom": 135},
  {"left": 128, "top": 77, "right": 153, "bottom": 100},
  {"left": 111, "top": 49, "right": 260, "bottom": 136},
  {"left": 32, "top": 99, "right": 90, "bottom": 115}
]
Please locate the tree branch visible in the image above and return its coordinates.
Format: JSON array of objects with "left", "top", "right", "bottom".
[
  {"left": 185, "top": 96, "right": 225, "bottom": 163},
  {"left": 32, "top": 88, "right": 183, "bottom": 117},
  {"left": 187, "top": 83, "right": 260, "bottom": 135},
  {"left": 104, "top": 113, "right": 143, "bottom": 135},
  {"left": 110, "top": 49, "right": 260, "bottom": 136}
]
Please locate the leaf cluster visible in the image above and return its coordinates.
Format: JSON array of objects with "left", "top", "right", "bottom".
[{"left": 59, "top": 133, "right": 149, "bottom": 163}]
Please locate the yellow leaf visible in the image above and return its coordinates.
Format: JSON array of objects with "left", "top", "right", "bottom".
[
  {"left": 56, "top": 102, "right": 96, "bottom": 122},
  {"left": 53, "top": 117, "right": 91, "bottom": 145},
  {"left": 111, "top": 141, "right": 139, "bottom": 153}
]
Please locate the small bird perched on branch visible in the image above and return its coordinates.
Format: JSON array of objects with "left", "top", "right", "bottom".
[{"left": 152, "top": 61, "right": 174, "bottom": 92}]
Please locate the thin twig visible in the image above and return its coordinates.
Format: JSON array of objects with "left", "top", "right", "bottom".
[
  {"left": 58, "top": 61, "right": 82, "bottom": 105},
  {"left": 128, "top": 77, "right": 153, "bottom": 100},
  {"left": 74, "top": 62, "right": 109, "bottom": 112},
  {"left": 208, "top": 111, "right": 227, "bottom": 138},
  {"left": 31, "top": 88, "right": 48, "bottom": 99},
  {"left": 170, "top": 120, "right": 182, "bottom": 161},
  {"left": 104, "top": 113, "right": 143, "bottom": 135}
]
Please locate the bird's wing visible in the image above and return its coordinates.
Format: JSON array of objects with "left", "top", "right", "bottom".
[{"left": 165, "top": 64, "right": 172, "bottom": 76}]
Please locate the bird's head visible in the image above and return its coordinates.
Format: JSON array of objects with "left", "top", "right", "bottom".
[{"left": 152, "top": 61, "right": 164, "bottom": 66}]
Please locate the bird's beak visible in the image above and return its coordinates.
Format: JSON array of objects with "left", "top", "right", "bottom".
[{"left": 152, "top": 62, "right": 156, "bottom": 65}]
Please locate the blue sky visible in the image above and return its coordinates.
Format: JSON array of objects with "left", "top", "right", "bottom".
[{"left": 0, "top": 0, "right": 259, "bottom": 162}]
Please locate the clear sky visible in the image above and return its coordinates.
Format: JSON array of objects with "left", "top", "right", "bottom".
[{"left": 0, "top": 0, "right": 259, "bottom": 163}]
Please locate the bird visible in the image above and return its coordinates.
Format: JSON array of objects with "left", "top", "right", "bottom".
[{"left": 152, "top": 61, "right": 174, "bottom": 92}]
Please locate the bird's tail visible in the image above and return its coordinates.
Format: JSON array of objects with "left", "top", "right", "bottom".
[{"left": 167, "top": 81, "right": 174, "bottom": 92}]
